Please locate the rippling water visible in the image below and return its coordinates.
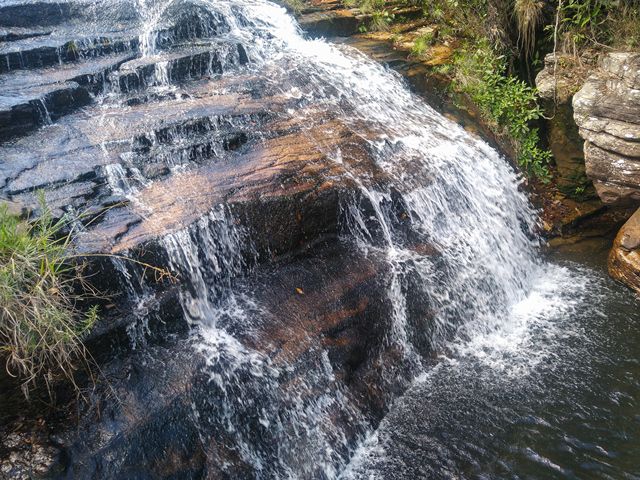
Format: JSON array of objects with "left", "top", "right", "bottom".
[{"left": 342, "top": 246, "right": 640, "bottom": 479}]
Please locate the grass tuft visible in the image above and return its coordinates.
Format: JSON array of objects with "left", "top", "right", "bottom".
[{"left": 0, "top": 196, "right": 98, "bottom": 398}]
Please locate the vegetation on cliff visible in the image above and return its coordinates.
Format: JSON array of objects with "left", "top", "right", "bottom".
[{"left": 329, "top": 0, "right": 640, "bottom": 182}]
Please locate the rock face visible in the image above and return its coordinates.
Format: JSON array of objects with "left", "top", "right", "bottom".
[
  {"left": 0, "top": 1, "right": 438, "bottom": 478},
  {"left": 573, "top": 52, "right": 640, "bottom": 206},
  {"left": 609, "top": 208, "right": 640, "bottom": 294},
  {"left": 571, "top": 52, "right": 640, "bottom": 293},
  {"left": 536, "top": 53, "right": 591, "bottom": 194}
]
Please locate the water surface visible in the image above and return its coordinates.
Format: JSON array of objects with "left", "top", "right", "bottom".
[{"left": 342, "top": 245, "right": 640, "bottom": 479}]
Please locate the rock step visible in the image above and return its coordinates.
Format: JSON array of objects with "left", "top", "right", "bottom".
[
  {"left": 0, "top": 52, "right": 136, "bottom": 141},
  {"left": 0, "top": 31, "right": 139, "bottom": 74},
  {"left": 0, "top": 0, "right": 142, "bottom": 29},
  {"left": 77, "top": 117, "right": 381, "bottom": 255},
  {"left": 300, "top": 4, "right": 424, "bottom": 38},
  {"left": 0, "top": 27, "right": 52, "bottom": 42},
  {"left": 0, "top": 2, "right": 235, "bottom": 74},
  {"left": 0, "top": 81, "right": 292, "bottom": 205},
  {"left": 115, "top": 43, "right": 249, "bottom": 92},
  {"left": 0, "top": 81, "right": 90, "bottom": 142},
  {"left": 0, "top": 1, "right": 77, "bottom": 28}
]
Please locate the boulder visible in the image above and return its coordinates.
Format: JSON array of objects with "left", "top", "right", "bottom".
[
  {"left": 573, "top": 52, "right": 640, "bottom": 206},
  {"left": 609, "top": 208, "right": 640, "bottom": 294}
]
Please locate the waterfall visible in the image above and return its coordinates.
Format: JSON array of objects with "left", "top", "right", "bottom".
[
  {"left": 197, "top": 0, "right": 543, "bottom": 350},
  {"left": 61, "top": 0, "right": 582, "bottom": 476}
]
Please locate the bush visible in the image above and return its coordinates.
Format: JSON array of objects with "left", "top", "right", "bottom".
[
  {"left": 0, "top": 199, "right": 98, "bottom": 398},
  {"left": 555, "top": 0, "right": 640, "bottom": 52},
  {"left": 453, "top": 40, "right": 552, "bottom": 180}
]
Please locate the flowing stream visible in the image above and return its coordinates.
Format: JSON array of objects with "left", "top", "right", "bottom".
[
  {"left": 2, "top": 0, "right": 639, "bottom": 477},
  {"left": 107, "top": 0, "right": 640, "bottom": 477}
]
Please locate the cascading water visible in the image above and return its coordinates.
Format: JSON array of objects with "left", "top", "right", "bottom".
[
  {"left": 9, "top": 0, "right": 637, "bottom": 477},
  {"left": 100, "top": 0, "right": 569, "bottom": 475}
]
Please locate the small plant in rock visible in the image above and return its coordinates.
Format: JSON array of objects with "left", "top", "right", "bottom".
[
  {"left": 411, "top": 31, "right": 435, "bottom": 56},
  {"left": 0, "top": 198, "right": 175, "bottom": 399},
  {"left": 66, "top": 40, "right": 80, "bottom": 58},
  {"left": 370, "top": 9, "right": 395, "bottom": 31}
]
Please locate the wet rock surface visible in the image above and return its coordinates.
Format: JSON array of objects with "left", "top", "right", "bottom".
[
  {"left": 6, "top": 0, "right": 629, "bottom": 478},
  {"left": 43, "top": 243, "right": 428, "bottom": 479},
  {"left": 0, "top": 1, "right": 436, "bottom": 478}
]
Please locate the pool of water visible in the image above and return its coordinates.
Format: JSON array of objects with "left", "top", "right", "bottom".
[{"left": 341, "top": 242, "right": 640, "bottom": 479}]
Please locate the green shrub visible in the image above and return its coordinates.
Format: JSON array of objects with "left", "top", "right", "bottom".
[
  {"left": 0, "top": 199, "right": 98, "bottom": 397},
  {"left": 453, "top": 40, "right": 552, "bottom": 181}
]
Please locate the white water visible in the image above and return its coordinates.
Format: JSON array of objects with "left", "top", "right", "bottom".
[{"left": 101, "top": 0, "right": 592, "bottom": 476}]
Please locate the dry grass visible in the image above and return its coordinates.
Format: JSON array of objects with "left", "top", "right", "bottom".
[
  {"left": 0, "top": 197, "right": 176, "bottom": 399},
  {"left": 608, "top": 3, "right": 640, "bottom": 50},
  {"left": 514, "top": 0, "right": 545, "bottom": 59}
]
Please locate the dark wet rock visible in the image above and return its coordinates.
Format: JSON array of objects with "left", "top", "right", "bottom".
[
  {"left": 116, "top": 44, "right": 247, "bottom": 92},
  {"left": 0, "top": 81, "right": 91, "bottom": 141},
  {"left": 0, "top": 2, "right": 440, "bottom": 478},
  {"left": 35, "top": 242, "right": 426, "bottom": 479},
  {"left": 0, "top": 1, "right": 75, "bottom": 28},
  {"left": 0, "top": 27, "right": 52, "bottom": 42},
  {"left": 0, "top": 53, "right": 136, "bottom": 140},
  {"left": 0, "top": 33, "right": 139, "bottom": 74},
  {"left": 300, "top": 8, "right": 362, "bottom": 37},
  {"left": 300, "top": 0, "right": 423, "bottom": 39}
]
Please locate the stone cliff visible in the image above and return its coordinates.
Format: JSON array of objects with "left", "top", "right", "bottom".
[{"left": 572, "top": 52, "right": 640, "bottom": 292}]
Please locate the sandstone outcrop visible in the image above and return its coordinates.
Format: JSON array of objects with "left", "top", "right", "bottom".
[
  {"left": 573, "top": 52, "right": 640, "bottom": 206},
  {"left": 609, "top": 207, "right": 640, "bottom": 294},
  {"left": 570, "top": 52, "right": 640, "bottom": 293}
]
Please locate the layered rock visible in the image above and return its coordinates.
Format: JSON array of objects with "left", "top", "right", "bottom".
[
  {"left": 0, "top": 2, "right": 439, "bottom": 478},
  {"left": 573, "top": 52, "right": 640, "bottom": 206},
  {"left": 571, "top": 52, "right": 640, "bottom": 293}
]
